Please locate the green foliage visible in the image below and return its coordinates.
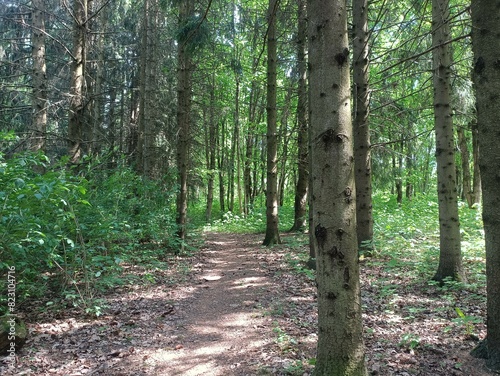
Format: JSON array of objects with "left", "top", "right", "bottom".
[
  {"left": 0, "top": 152, "right": 89, "bottom": 304},
  {"left": 205, "top": 210, "right": 266, "bottom": 233},
  {"left": 399, "top": 332, "right": 421, "bottom": 350},
  {"left": 272, "top": 322, "right": 297, "bottom": 353},
  {"left": 283, "top": 360, "right": 306, "bottom": 376},
  {"left": 201, "top": 204, "right": 295, "bottom": 234},
  {"left": 0, "top": 152, "right": 180, "bottom": 316},
  {"left": 372, "top": 192, "right": 485, "bottom": 283},
  {"left": 452, "top": 307, "right": 482, "bottom": 336},
  {"left": 176, "top": 15, "right": 210, "bottom": 53}
]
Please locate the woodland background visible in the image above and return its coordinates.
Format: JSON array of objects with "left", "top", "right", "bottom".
[{"left": 0, "top": 0, "right": 491, "bottom": 373}]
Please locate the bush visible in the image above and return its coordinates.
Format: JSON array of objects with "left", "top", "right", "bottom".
[{"left": 0, "top": 152, "right": 180, "bottom": 315}]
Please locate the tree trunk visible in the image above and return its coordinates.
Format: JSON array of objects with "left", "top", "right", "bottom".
[
  {"left": 308, "top": 0, "right": 367, "bottom": 374},
  {"left": 431, "top": 0, "right": 465, "bottom": 283},
  {"left": 144, "top": 0, "right": 159, "bottom": 177},
  {"left": 136, "top": 0, "right": 148, "bottom": 174},
  {"left": 137, "top": 0, "right": 158, "bottom": 178},
  {"left": 395, "top": 145, "right": 403, "bottom": 205},
  {"left": 353, "top": 0, "right": 374, "bottom": 253},
  {"left": 457, "top": 126, "right": 473, "bottom": 207},
  {"left": 218, "top": 119, "right": 226, "bottom": 213},
  {"left": 228, "top": 78, "right": 240, "bottom": 212},
  {"left": 176, "top": 0, "right": 194, "bottom": 241},
  {"left": 107, "top": 87, "right": 117, "bottom": 165},
  {"left": 243, "top": 13, "right": 263, "bottom": 216},
  {"left": 405, "top": 139, "right": 414, "bottom": 200},
  {"left": 471, "top": 120, "right": 481, "bottom": 206},
  {"left": 31, "top": 0, "right": 47, "bottom": 153},
  {"left": 87, "top": 0, "right": 106, "bottom": 156},
  {"left": 278, "top": 82, "right": 293, "bottom": 207},
  {"left": 206, "top": 77, "right": 216, "bottom": 222},
  {"left": 262, "top": 0, "right": 281, "bottom": 246},
  {"left": 471, "top": 2, "right": 500, "bottom": 370},
  {"left": 290, "top": 0, "right": 308, "bottom": 233},
  {"left": 244, "top": 126, "right": 254, "bottom": 216},
  {"left": 127, "top": 74, "right": 140, "bottom": 163},
  {"left": 67, "top": 0, "right": 88, "bottom": 164}
]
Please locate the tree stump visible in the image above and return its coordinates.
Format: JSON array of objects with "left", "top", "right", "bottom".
[{"left": 0, "top": 315, "right": 27, "bottom": 355}]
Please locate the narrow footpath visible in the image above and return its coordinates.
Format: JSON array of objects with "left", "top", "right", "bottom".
[{"left": 147, "top": 232, "right": 284, "bottom": 375}]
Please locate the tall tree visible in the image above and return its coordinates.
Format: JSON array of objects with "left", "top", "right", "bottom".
[
  {"left": 431, "top": 0, "right": 465, "bottom": 282},
  {"left": 471, "top": 120, "right": 482, "bottom": 206},
  {"left": 30, "top": 0, "right": 47, "bottom": 152},
  {"left": 471, "top": 0, "right": 500, "bottom": 370},
  {"left": 243, "top": 11, "right": 265, "bottom": 216},
  {"left": 353, "top": 0, "right": 374, "bottom": 253},
  {"left": 205, "top": 74, "right": 217, "bottom": 222},
  {"left": 176, "top": 0, "right": 195, "bottom": 241},
  {"left": 458, "top": 120, "right": 481, "bottom": 208},
  {"left": 263, "top": 0, "right": 281, "bottom": 246},
  {"left": 308, "top": 0, "right": 367, "bottom": 373},
  {"left": 67, "top": 0, "right": 88, "bottom": 163},
  {"left": 137, "top": 0, "right": 159, "bottom": 177},
  {"left": 289, "top": 0, "right": 308, "bottom": 232}
]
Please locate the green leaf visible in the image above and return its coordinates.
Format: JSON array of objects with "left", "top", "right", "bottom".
[
  {"left": 455, "top": 307, "right": 465, "bottom": 318},
  {"left": 14, "top": 178, "right": 25, "bottom": 188}
]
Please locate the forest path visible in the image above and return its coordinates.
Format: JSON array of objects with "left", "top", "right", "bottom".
[{"left": 147, "top": 232, "right": 282, "bottom": 375}]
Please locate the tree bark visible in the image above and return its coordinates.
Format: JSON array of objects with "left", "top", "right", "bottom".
[
  {"left": 290, "top": 0, "right": 308, "bottom": 233},
  {"left": 457, "top": 126, "right": 473, "bottom": 207},
  {"left": 31, "top": 0, "right": 47, "bottom": 153},
  {"left": 471, "top": 120, "right": 481, "bottom": 206},
  {"left": 87, "top": 0, "right": 106, "bottom": 156},
  {"left": 206, "top": 76, "right": 216, "bottom": 222},
  {"left": 353, "top": 0, "right": 374, "bottom": 253},
  {"left": 176, "top": 0, "right": 194, "bottom": 242},
  {"left": 308, "top": 0, "right": 367, "bottom": 374},
  {"left": 262, "top": 0, "right": 281, "bottom": 246},
  {"left": 228, "top": 77, "right": 240, "bottom": 212},
  {"left": 431, "top": 0, "right": 465, "bottom": 283},
  {"left": 127, "top": 74, "right": 140, "bottom": 163},
  {"left": 278, "top": 82, "right": 293, "bottom": 207},
  {"left": 67, "top": 0, "right": 88, "bottom": 164},
  {"left": 471, "top": 1, "right": 500, "bottom": 370},
  {"left": 137, "top": 0, "right": 158, "bottom": 177},
  {"left": 218, "top": 119, "right": 226, "bottom": 213}
]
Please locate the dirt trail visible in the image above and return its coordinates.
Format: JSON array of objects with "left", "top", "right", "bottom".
[{"left": 149, "top": 233, "right": 278, "bottom": 375}]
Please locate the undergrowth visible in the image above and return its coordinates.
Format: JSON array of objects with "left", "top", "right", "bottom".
[{"left": 0, "top": 152, "right": 182, "bottom": 316}]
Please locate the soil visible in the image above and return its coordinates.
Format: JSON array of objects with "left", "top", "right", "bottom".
[{"left": 0, "top": 232, "right": 496, "bottom": 375}]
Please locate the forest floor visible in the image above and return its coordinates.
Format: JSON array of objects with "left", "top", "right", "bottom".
[{"left": 1, "top": 232, "right": 495, "bottom": 375}]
